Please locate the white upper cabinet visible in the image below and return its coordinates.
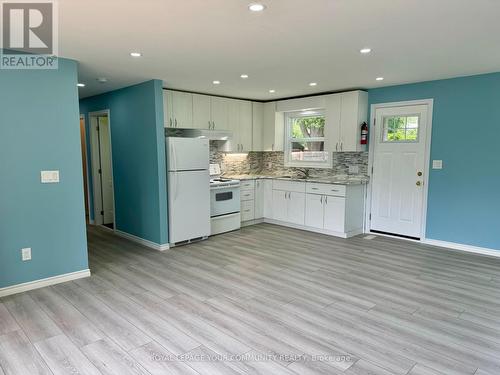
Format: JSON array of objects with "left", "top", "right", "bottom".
[
  {"left": 252, "top": 102, "right": 264, "bottom": 152},
  {"left": 262, "top": 102, "right": 284, "bottom": 151},
  {"left": 163, "top": 90, "right": 193, "bottom": 128},
  {"left": 325, "top": 90, "right": 368, "bottom": 152},
  {"left": 238, "top": 101, "right": 253, "bottom": 152},
  {"left": 210, "top": 96, "right": 230, "bottom": 130},
  {"left": 192, "top": 94, "right": 211, "bottom": 129}
]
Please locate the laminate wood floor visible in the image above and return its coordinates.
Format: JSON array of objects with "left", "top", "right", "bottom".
[{"left": 1, "top": 223, "right": 500, "bottom": 375}]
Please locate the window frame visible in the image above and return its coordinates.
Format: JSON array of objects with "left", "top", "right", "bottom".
[
  {"left": 284, "top": 110, "right": 332, "bottom": 169},
  {"left": 381, "top": 114, "right": 421, "bottom": 143}
]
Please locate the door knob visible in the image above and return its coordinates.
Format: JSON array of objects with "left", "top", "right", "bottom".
[
  {"left": 416, "top": 181, "right": 422, "bottom": 186},
  {"left": 417, "top": 171, "right": 423, "bottom": 176}
]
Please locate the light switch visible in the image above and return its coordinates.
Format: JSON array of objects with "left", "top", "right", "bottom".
[
  {"left": 432, "top": 160, "right": 443, "bottom": 169},
  {"left": 41, "top": 170, "right": 60, "bottom": 183},
  {"left": 21, "top": 248, "right": 31, "bottom": 261}
]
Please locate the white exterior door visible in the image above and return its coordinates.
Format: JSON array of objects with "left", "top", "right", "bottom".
[{"left": 370, "top": 104, "right": 429, "bottom": 238}]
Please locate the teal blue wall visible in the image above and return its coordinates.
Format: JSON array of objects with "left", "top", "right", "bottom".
[
  {"left": 79, "top": 80, "right": 168, "bottom": 245},
  {"left": 0, "top": 59, "right": 89, "bottom": 288},
  {"left": 368, "top": 72, "right": 500, "bottom": 250}
]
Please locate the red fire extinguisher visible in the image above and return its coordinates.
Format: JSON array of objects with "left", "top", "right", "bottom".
[{"left": 360, "top": 122, "right": 368, "bottom": 145}]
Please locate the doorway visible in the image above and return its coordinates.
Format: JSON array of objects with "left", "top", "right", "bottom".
[
  {"left": 367, "top": 100, "right": 433, "bottom": 240},
  {"left": 89, "top": 111, "right": 115, "bottom": 229}
]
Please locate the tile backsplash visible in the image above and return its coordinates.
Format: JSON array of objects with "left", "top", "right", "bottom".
[{"left": 210, "top": 141, "right": 368, "bottom": 178}]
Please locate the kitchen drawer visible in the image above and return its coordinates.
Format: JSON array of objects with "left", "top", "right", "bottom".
[
  {"left": 241, "top": 200, "right": 255, "bottom": 221},
  {"left": 306, "top": 183, "right": 346, "bottom": 197},
  {"left": 240, "top": 180, "right": 255, "bottom": 191},
  {"left": 273, "top": 179, "right": 306, "bottom": 193},
  {"left": 240, "top": 189, "right": 255, "bottom": 201}
]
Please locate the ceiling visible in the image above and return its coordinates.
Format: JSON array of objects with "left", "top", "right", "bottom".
[{"left": 62, "top": 0, "right": 500, "bottom": 100}]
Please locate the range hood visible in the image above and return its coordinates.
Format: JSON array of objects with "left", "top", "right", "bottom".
[{"left": 165, "top": 128, "right": 233, "bottom": 141}]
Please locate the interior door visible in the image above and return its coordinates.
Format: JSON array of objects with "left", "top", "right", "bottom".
[
  {"left": 370, "top": 104, "right": 429, "bottom": 238},
  {"left": 98, "top": 117, "right": 114, "bottom": 224}
]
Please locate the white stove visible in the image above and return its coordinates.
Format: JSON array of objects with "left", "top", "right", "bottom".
[{"left": 209, "top": 164, "right": 241, "bottom": 235}]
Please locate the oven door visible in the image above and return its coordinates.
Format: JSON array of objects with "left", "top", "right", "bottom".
[{"left": 210, "top": 186, "right": 241, "bottom": 217}]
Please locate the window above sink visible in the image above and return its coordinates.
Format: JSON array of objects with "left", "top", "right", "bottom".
[{"left": 284, "top": 109, "right": 332, "bottom": 168}]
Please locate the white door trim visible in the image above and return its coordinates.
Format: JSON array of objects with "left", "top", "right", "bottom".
[
  {"left": 89, "top": 109, "right": 116, "bottom": 230},
  {"left": 80, "top": 114, "right": 93, "bottom": 223},
  {"left": 364, "top": 99, "right": 434, "bottom": 241}
]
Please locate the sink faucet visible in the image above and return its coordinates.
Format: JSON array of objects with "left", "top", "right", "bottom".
[{"left": 295, "top": 168, "right": 310, "bottom": 179}]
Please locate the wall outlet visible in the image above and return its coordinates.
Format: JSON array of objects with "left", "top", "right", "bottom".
[
  {"left": 21, "top": 248, "right": 32, "bottom": 261},
  {"left": 348, "top": 165, "right": 359, "bottom": 174}
]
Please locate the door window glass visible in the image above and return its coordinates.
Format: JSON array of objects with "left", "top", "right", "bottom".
[{"left": 382, "top": 115, "right": 419, "bottom": 142}]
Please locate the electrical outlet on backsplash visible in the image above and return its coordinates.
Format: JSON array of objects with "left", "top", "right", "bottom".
[{"left": 209, "top": 141, "right": 369, "bottom": 179}]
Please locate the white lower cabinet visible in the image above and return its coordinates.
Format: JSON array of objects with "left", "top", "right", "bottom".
[
  {"left": 305, "top": 194, "right": 324, "bottom": 229},
  {"left": 272, "top": 190, "right": 288, "bottom": 222},
  {"left": 272, "top": 189, "right": 305, "bottom": 225},
  {"left": 306, "top": 194, "right": 346, "bottom": 233}
]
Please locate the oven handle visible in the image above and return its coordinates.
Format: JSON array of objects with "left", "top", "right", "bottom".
[{"left": 210, "top": 185, "right": 240, "bottom": 190}]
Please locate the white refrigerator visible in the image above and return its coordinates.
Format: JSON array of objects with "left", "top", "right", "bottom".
[{"left": 166, "top": 137, "right": 210, "bottom": 245}]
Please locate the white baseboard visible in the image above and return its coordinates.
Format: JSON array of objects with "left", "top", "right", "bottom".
[
  {"left": 114, "top": 230, "right": 169, "bottom": 251},
  {"left": 423, "top": 239, "right": 500, "bottom": 259},
  {"left": 0, "top": 269, "right": 91, "bottom": 298}
]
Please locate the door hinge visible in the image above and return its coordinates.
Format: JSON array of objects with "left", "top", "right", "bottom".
[
  {"left": 100, "top": 210, "right": 104, "bottom": 216},
  {"left": 371, "top": 166, "right": 374, "bottom": 175},
  {"left": 369, "top": 213, "right": 372, "bottom": 220},
  {"left": 373, "top": 118, "right": 376, "bottom": 126},
  {"left": 96, "top": 125, "right": 100, "bottom": 132},
  {"left": 98, "top": 168, "right": 102, "bottom": 174}
]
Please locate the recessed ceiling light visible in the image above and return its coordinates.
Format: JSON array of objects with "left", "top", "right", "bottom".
[
  {"left": 77, "top": 83, "right": 85, "bottom": 87},
  {"left": 130, "top": 52, "right": 142, "bottom": 57},
  {"left": 240, "top": 74, "right": 249, "bottom": 79},
  {"left": 97, "top": 77, "right": 108, "bottom": 83},
  {"left": 376, "top": 77, "right": 384, "bottom": 81},
  {"left": 309, "top": 82, "right": 318, "bottom": 87},
  {"left": 360, "top": 48, "right": 372, "bottom": 54},
  {"left": 269, "top": 89, "right": 275, "bottom": 93},
  {"left": 248, "top": 3, "right": 266, "bottom": 12},
  {"left": 213, "top": 80, "right": 221, "bottom": 85}
]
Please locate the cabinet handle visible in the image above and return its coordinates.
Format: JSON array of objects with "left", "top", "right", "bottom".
[
  {"left": 340, "top": 142, "right": 343, "bottom": 151},
  {"left": 325, "top": 196, "right": 328, "bottom": 204},
  {"left": 311, "top": 187, "right": 319, "bottom": 190},
  {"left": 212, "top": 121, "right": 216, "bottom": 129},
  {"left": 335, "top": 142, "right": 338, "bottom": 151},
  {"left": 208, "top": 121, "right": 211, "bottom": 129},
  {"left": 320, "top": 196, "right": 323, "bottom": 204},
  {"left": 169, "top": 118, "right": 173, "bottom": 127},
  {"left": 174, "top": 118, "right": 178, "bottom": 128}
]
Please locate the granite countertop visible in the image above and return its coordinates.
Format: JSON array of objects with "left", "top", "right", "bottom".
[{"left": 223, "top": 174, "right": 369, "bottom": 185}]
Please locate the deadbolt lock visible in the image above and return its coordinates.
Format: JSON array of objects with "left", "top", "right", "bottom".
[
  {"left": 416, "top": 181, "right": 422, "bottom": 186},
  {"left": 417, "top": 171, "right": 423, "bottom": 176}
]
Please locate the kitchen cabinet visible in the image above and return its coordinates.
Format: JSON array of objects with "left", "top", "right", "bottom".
[
  {"left": 254, "top": 179, "right": 264, "bottom": 219},
  {"left": 211, "top": 96, "right": 230, "bottom": 130},
  {"left": 272, "top": 180, "right": 306, "bottom": 225},
  {"left": 304, "top": 182, "right": 364, "bottom": 236},
  {"left": 262, "top": 102, "right": 284, "bottom": 151},
  {"left": 325, "top": 90, "right": 368, "bottom": 152},
  {"left": 262, "top": 179, "right": 273, "bottom": 219},
  {"left": 237, "top": 101, "right": 253, "bottom": 152},
  {"left": 192, "top": 93, "right": 211, "bottom": 129},
  {"left": 252, "top": 102, "right": 264, "bottom": 152},
  {"left": 163, "top": 90, "right": 193, "bottom": 128}
]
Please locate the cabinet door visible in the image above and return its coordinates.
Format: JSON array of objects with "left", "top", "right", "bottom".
[
  {"left": 192, "top": 94, "right": 211, "bottom": 129},
  {"left": 339, "top": 91, "right": 368, "bottom": 152},
  {"left": 287, "top": 192, "right": 305, "bottom": 225},
  {"left": 305, "top": 194, "right": 324, "bottom": 229},
  {"left": 163, "top": 90, "right": 174, "bottom": 128},
  {"left": 262, "top": 102, "right": 277, "bottom": 151},
  {"left": 211, "top": 96, "right": 229, "bottom": 130},
  {"left": 325, "top": 94, "right": 341, "bottom": 152},
  {"left": 272, "top": 190, "right": 288, "bottom": 222},
  {"left": 254, "top": 180, "right": 264, "bottom": 219},
  {"left": 263, "top": 179, "right": 273, "bottom": 219},
  {"left": 239, "top": 101, "right": 253, "bottom": 152},
  {"left": 171, "top": 91, "right": 193, "bottom": 128},
  {"left": 323, "top": 196, "right": 346, "bottom": 233},
  {"left": 252, "top": 102, "right": 264, "bottom": 151}
]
